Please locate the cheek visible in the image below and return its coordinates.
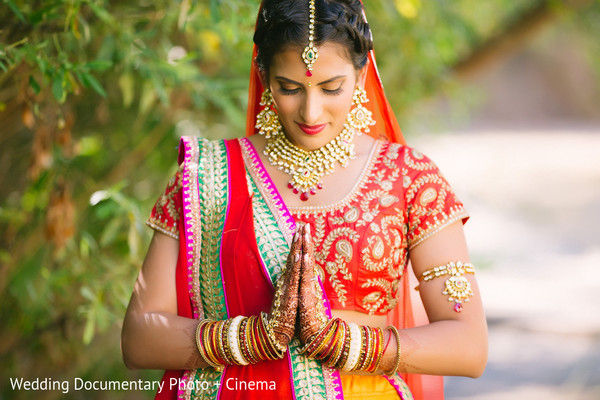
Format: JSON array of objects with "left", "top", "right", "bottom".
[
  {"left": 273, "top": 96, "right": 297, "bottom": 120},
  {"left": 274, "top": 98, "right": 297, "bottom": 120},
  {"left": 332, "top": 95, "right": 354, "bottom": 119}
]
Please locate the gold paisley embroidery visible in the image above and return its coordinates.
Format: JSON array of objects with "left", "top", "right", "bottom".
[
  {"left": 379, "top": 195, "right": 399, "bottom": 207},
  {"left": 317, "top": 227, "right": 360, "bottom": 306},
  {"left": 360, "top": 278, "right": 392, "bottom": 315},
  {"left": 147, "top": 165, "right": 183, "bottom": 238},
  {"left": 336, "top": 239, "right": 353, "bottom": 261},
  {"left": 344, "top": 206, "right": 360, "bottom": 223},
  {"left": 403, "top": 146, "right": 435, "bottom": 171},
  {"left": 362, "top": 292, "right": 381, "bottom": 303},
  {"left": 419, "top": 187, "right": 437, "bottom": 206},
  {"left": 372, "top": 237, "right": 384, "bottom": 259}
]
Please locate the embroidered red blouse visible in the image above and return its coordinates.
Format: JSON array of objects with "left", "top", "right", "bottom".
[{"left": 147, "top": 140, "right": 468, "bottom": 316}]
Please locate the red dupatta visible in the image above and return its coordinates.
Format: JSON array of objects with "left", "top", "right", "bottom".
[{"left": 156, "top": 139, "right": 294, "bottom": 399}]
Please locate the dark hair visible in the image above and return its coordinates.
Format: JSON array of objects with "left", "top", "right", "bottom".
[{"left": 253, "top": 0, "right": 373, "bottom": 76}]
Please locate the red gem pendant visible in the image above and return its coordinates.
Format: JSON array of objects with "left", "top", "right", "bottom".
[
  {"left": 300, "top": 192, "right": 310, "bottom": 201},
  {"left": 306, "top": 70, "right": 312, "bottom": 77},
  {"left": 453, "top": 303, "right": 463, "bottom": 313}
]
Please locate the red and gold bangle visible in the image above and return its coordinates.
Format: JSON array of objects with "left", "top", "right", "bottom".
[
  {"left": 215, "top": 321, "right": 229, "bottom": 365},
  {"left": 257, "top": 314, "right": 280, "bottom": 360},
  {"left": 258, "top": 313, "right": 285, "bottom": 359},
  {"left": 327, "top": 321, "right": 347, "bottom": 368},
  {"left": 383, "top": 326, "right": 401, "bottom": 376},
  {"left": 308, "top": 320, "right": 338, "bottom": 358},
  {"left": 361, "top": 326, "right": 375, "bottom": 371},
  {"left": 203, "top": 322, "right": 220, "bottom": 366},
  {"left": 195, "top": 319, "right": 222, "bottom": 370},
  {"left": 303, "top": 318, "right": 336, "bottom": 355},
  {"left": 245, "top": 317, "right": 261, "bottom": 362},
  {"left": 251, "top": 316, "right": 268, "bottom": 360},
  {"left": 368, "top": 328, "right": 385, "bottom": 373},
  {"left": 197, "top": 320, "right": 225, "bottom": 370},
  {"left": 336, "top": 322, "right": 352, "bottom": 370}
]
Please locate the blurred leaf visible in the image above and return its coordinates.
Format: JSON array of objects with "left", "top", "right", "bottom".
[
  {"left": 86, "top": 60, "right": 113, "bottom": 71},
  {"left": 52, "top": 70, "right": 66, "bottom": 103},
  {"left": 4, "top": 0, "right": 26, "bottom": 23},
  {"left": 79, "top": 71, "right": 107, "bottom": 97},
  {"left": 118, "top": 72, "right": 135, "bottom": 108},
  {"left": 87, "top": 1, "right": 114, "bottom": 25},
  {"left": 29, "top": 75, "right": 41, "bottom": 95}
]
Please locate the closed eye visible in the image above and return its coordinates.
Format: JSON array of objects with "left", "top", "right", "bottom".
[
  {"left": 279, "top": 87, "right": 301, "bottom": 95},
  {"left": 322, "top": 86, "right": 343, "bottom": 95}
]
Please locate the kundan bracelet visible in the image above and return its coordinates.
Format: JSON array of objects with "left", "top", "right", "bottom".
[{"left": 416, "top": 261, "right": 476, "bottom": 313}]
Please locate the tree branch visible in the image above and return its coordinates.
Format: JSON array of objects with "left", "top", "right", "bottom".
[{"left": 451, "top": 0, "right": 592, "bottom": 79}]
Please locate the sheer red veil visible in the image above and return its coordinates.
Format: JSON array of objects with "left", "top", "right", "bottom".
[{"left": 245, "top": 1, "right": 444, "bottom": 399}]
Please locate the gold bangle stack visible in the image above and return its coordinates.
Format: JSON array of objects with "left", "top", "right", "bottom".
[
  {"left": 194, "top": 314, "right": 286, "bottom": 370},
  {"left": 301, "top": 318, "right": 384, "bottom": 373},
  {"left": 416, "top": 261, "right": 476, "bottom": 313}
]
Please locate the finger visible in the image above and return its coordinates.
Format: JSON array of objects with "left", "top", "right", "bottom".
[{"left": 285, "top": 225, "right": 303, "bottom": 275}]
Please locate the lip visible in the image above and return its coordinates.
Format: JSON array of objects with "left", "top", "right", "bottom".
[{"left": 297, "top": 123, "right": 327, "bottom": 136}]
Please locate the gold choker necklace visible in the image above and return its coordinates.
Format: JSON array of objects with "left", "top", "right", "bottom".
[
  {"left": 265, "top": 125, "right": 356, "bottom": 201},
  {"left": 256, "top": 87, "right": 375, "bottom": 201}
]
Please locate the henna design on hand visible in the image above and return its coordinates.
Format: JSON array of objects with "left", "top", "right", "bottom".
[
  {"left": 298, "top": 223, "right": 328, "bottom": 343},
  {"left": 269, "top": 224, "right": 302, "bottom": 348}
]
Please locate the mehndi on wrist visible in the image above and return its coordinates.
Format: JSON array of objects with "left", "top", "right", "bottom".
[
  {"left": 195, "top": 314, "right": 286, "bottom": 370},
  {"left": 415, "top": 261, "right": 476, "bottom": 313},
  {"left": 301, "top": 318, "right": 384, "bottom": 373}
]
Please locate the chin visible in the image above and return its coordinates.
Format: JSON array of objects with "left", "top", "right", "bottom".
[{"left": 290, "top": 130, "right": 338, "bottom": 151}]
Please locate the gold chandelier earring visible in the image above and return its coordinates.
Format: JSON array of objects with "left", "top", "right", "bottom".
[
  {"left": 256, "top": 89, "right": 283, "bottom": 139},
  {"left": 347, "top": 87, "right": 375, "bottom": 134}
]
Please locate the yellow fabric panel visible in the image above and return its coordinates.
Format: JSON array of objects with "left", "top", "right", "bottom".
[{"left": 340, "top": 374, "right": 400, "bottom": 399}]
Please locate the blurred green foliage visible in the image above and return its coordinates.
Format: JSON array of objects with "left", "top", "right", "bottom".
[{"left": 1, "top": 0, "right": 599, "bottom": 398}]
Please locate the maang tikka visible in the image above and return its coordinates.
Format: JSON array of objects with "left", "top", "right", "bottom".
[{"left": 302, "top": 0, "right": 318, "bottom": 76}]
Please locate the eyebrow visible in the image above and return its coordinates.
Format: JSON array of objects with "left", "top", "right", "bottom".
[{"left": 274, "top": 75, "right": 346, "bottom": 86}]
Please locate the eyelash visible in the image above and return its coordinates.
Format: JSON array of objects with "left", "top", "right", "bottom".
[{"left": 279, "top": 86, "right": 343, "bottom": 96}]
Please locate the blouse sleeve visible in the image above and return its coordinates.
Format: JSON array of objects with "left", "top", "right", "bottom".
[
  {"left": 146, "top": 164, "right": 184, "bottom": 240},
  {"left": 403, "top": 147, "right": 469, "bottom": 250}
]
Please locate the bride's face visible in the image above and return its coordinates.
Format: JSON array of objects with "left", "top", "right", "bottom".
[{"left": 268, "top": 42, "right": 366, "bottom": 151}]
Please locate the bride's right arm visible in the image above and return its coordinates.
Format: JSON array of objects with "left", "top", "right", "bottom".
[{"left": 121, "top": 231, "right": 209, "bottom": 370}]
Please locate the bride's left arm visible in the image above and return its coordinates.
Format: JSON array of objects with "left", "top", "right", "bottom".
[{"left": 379, "top": 220, "right": 488, "bottom": 378}]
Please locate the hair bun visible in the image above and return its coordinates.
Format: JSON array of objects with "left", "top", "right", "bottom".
[{"left": 254, "top": 0, "right": 373, "bottom": 74}]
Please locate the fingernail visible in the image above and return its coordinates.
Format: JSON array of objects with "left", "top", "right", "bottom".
[
  {"left": 305, "top": 224, "right": 311, "bottom": 235},
  {"left": 294, "top": 253, "right": 300, "bottom": 262}
]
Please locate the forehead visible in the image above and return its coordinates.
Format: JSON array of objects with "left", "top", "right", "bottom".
[{"left": 270, "top": 42, "right": 356, "bottom": 80}]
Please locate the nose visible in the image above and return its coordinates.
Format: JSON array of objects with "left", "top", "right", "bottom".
[{"left": 299, "top": 90, "right": 321, "bottom": 124}]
